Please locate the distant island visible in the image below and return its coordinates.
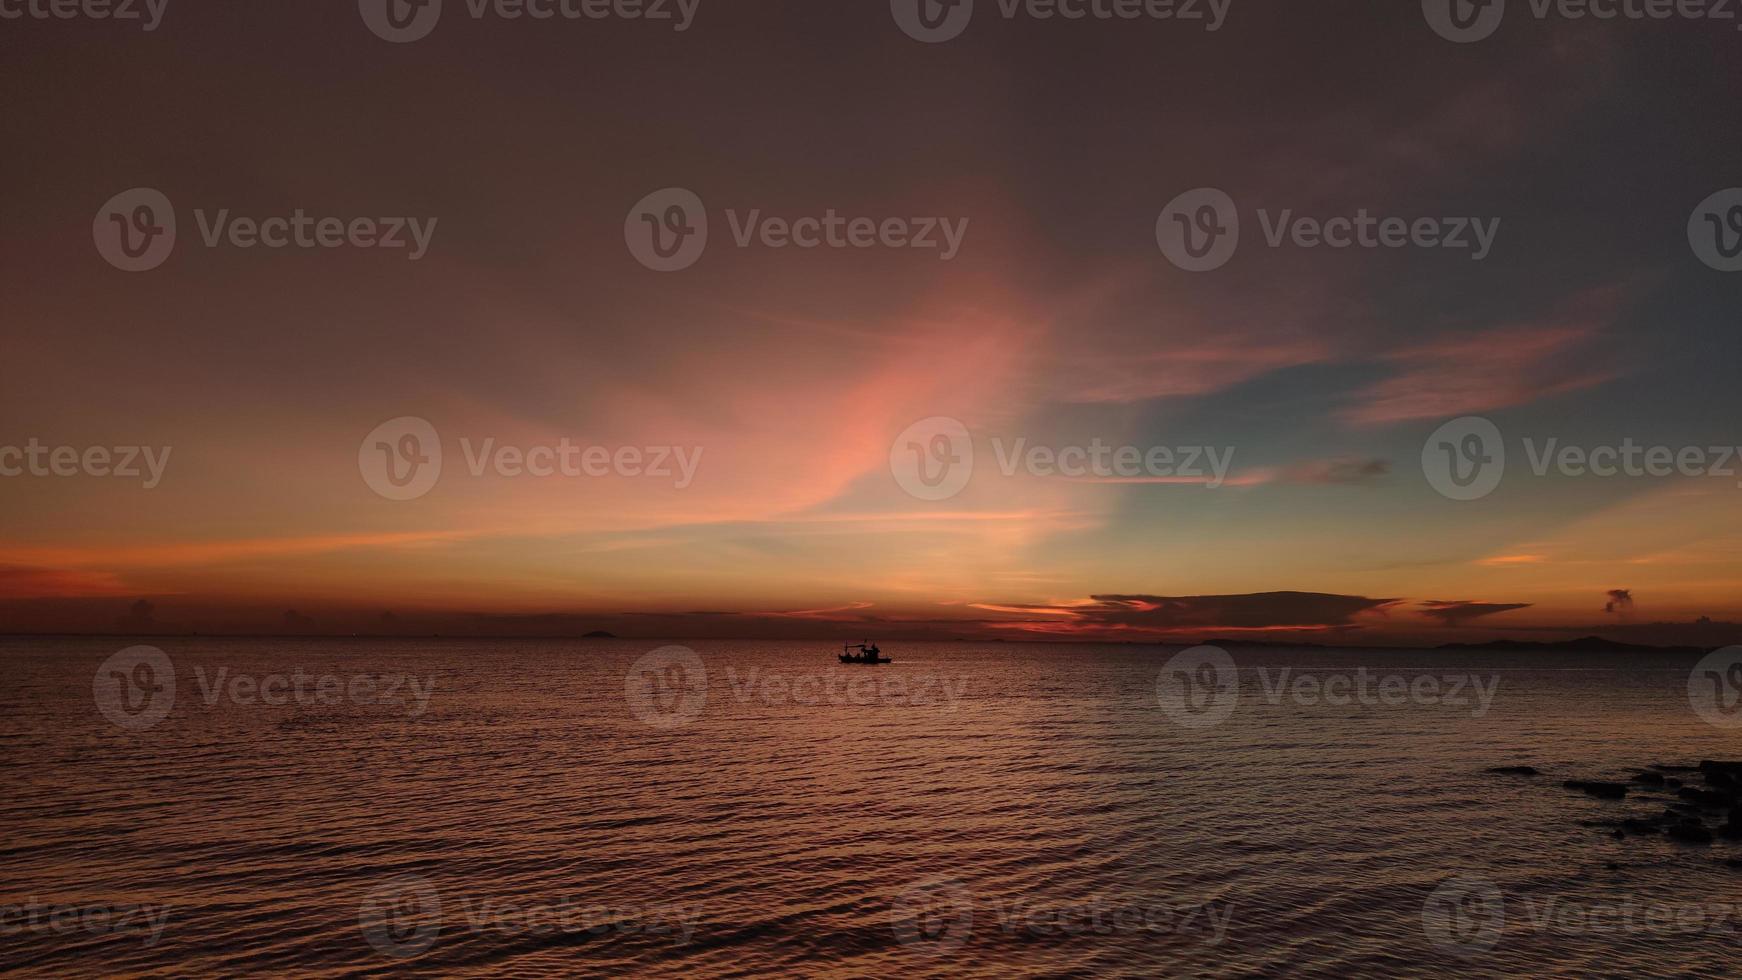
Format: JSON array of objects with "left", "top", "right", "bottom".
[
  {"left": 1434, "top": 635, "right": 1708, "bottom": 655},
  {"left": 581, "top": 630, "right": 617, "bottom": 639},
  {"left": 1185, "top": 635, "right": 1719, "bottom": 655}
]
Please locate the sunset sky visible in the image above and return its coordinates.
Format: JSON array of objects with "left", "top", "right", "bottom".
[{"left": 3, "top": 1, "right": 1739, "bottom": 644}]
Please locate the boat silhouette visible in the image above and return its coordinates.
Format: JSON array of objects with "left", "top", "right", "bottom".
[{"left": 838, "top": 641, "right": 890, "bottom": 665}]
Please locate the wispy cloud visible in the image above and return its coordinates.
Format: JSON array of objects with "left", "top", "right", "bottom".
[
  {"left": 969, "top": 591, "right": 1401, "bottom": 637},
  {"left": 1342, "top": 288, "right": 1627, "bottom": 426},
  {"left": 1419, "top": 600, "right": 1533, "bottom": 626}
]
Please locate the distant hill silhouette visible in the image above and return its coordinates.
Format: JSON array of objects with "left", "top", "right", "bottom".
[{"left": 1435, "top": 635, "right": 1707, "bottom": 655}]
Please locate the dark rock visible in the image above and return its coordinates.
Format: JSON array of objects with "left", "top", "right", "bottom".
[
  {"left": 1621, "top": 819, "right": 1661, "bottom": 835},
  {"left": 1668, "top": 778, "right": 1684, "bottom": 788},
  {"left": 1718, "top": 823, "right": 1742, "bottom": 840},
  {"left": 1668, "top": 824, "right": 1714, "bottom": 844},
  {"left": 1698, "top": 760, "right": 1742, "bottom": 776},
  {"left": 1632, "top": 772, "right": 1666, "bottom": 786},
  {"left": 1611, "top": 829, "right": 1625, "bottom": 839},
  {"left": 1727, "top": 859, "right": 1742, "bottom": 870},
  {"left": 1564, "top": 781, "right": 1629, "bottom": 800},
  {"left": 1605, "top": 862, "right": 1621, "bottom": 870},
  {"left": 1677, "top": 788, "right": 1737, "bottom": 809},
  {"left": 1487, "top": 766, "right": 1542, "bottom": 776}
]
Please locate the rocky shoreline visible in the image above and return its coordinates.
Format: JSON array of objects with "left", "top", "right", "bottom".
[{"left": 1488, "top": 760, "right": 1742, "bottom": 866}]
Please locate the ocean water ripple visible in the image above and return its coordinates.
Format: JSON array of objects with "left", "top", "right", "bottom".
[{"left": 2, "top": 637, "right": 1738, "bottom": 977}]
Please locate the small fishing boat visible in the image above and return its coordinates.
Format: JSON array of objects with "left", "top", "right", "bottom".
[{"left": 838, "top": 642, "right": 891, "bottom": 665}]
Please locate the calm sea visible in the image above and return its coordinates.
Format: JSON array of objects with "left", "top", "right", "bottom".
[{"left": 2, "top": 637, "right": 1738, "bottom": 977}]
